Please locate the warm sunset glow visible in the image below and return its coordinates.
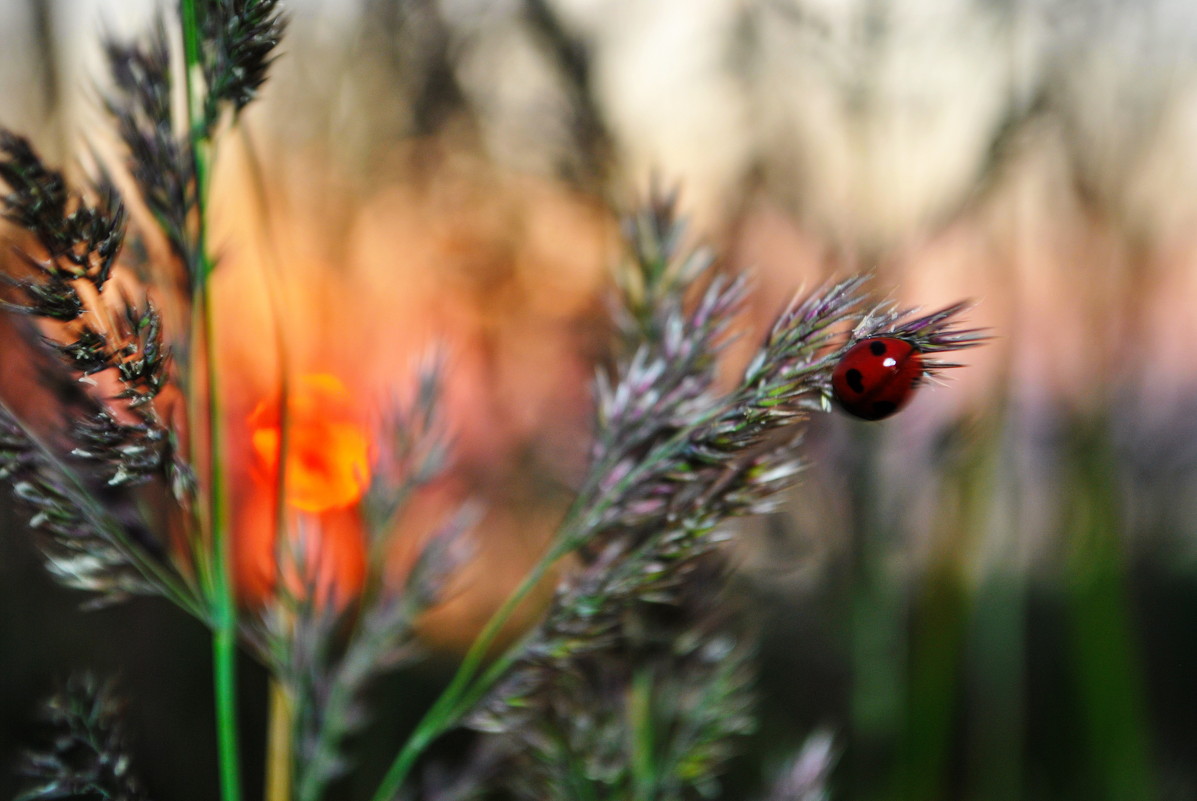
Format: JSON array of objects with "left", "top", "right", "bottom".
[{"left": 249, "top": 373, "right": 372, "bottom": 512}]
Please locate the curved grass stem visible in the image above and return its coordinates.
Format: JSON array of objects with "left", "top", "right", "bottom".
[
  {"left": 367, "top": 538, "right": 571, "bottom": 801},
  {"left": 366, "top": 420, "right": 701, "bottom": 800}
]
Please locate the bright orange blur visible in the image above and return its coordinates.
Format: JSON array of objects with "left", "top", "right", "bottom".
[
  {"left": 248, "top": 373, "right": 372, "bottom": 513},
  {"left": 236, "top": 373, "right": 371, "bottom": 608}
]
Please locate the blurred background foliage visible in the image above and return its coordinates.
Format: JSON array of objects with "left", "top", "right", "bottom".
[{"left": 2, "top": 0, "right": 1197, "bottom": 799}]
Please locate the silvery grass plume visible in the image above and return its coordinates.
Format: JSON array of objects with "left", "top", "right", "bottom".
[
  {"left": 16, "top": 675, "right": 148, "bottom": 801},
  {"left": 458, "top": 190, "right": 983, "bottom": 799}
]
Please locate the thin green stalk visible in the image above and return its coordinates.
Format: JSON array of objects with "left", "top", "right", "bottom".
[
  {"left": 629, "top": 667, "right": 658, "bottom": 800},
  {"left": 212, "top": 599, "right": 242, "bottom": 801},
  {"left": 203, "top": 290, "right": 242, "bottom": 801},
  {"left": 179, "top": 3, "right": 242, "bottom": 801},
  {"left": 180, "top": 0, "right": 212, "bottom": 283}
]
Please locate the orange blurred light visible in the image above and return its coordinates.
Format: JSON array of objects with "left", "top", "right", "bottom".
[
  {"left": 237, "top": 373, "right": 371, "bottom": 608},
  {"left": 249, "top": 373, "right": 372, "bottom": 512}
]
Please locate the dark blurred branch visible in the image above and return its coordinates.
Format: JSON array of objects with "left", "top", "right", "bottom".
[
  {"left": 520, "top": 0, "right": 612, "bottom": 189},
  {"left": 366, "top": 0, "right": 470, "bottom": 137},
  {"left": 29, "top": 0, "right": 64, "bottom": 154}
]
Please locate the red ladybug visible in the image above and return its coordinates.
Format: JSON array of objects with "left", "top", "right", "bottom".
[{"left": 831, "top": 337, "right": 924, "bottom": 420}]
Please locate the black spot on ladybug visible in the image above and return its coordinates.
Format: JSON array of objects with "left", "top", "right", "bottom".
[
  {"left": 869, "top": 340, "right": 887, "bottom": 356},
  {"left": 846, "top": 368, "right": 864, "bottom": 394},
  {"left": 872, "top": 401, "right": 897, "bottom": 418}
]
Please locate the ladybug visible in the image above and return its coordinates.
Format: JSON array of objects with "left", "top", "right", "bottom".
[{"left": 831, "top": 337, "right": 924, "bottom": 420}]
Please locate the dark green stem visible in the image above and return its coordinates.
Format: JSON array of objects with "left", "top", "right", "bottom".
[
  {"left": 202, "top": 287, "right": 242, "bottom": 801},
  {"left": 629, "top": 667, "right": 657, "bottom": 799},
  {"left": 179, "top": 2, "right": 241, "bottom": 801}
]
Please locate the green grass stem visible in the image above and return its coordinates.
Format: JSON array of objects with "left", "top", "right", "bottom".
[{"left": 179, "top": 3, "right": 242, "bottom": 801}]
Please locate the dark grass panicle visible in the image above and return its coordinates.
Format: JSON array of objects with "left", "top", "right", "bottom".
[
  {"left": 0, "top": 132, "right": 186, "bottom": 604},
  {"left": 109, "top": 297, "right": 171, "bottom": 405},
  {"left": 16, "top": 675, "right": 149, "bottom": 801},
  {"left": 104, "top": 20, "right": 194, "bottom": 272},
  {"left": 0, "top": 132, "right": 126, "bottom": 292},
  {"left": 0, "top": 133, "right": 170, "bottom": 410},
  {"left": 198, "top": 0, "right": 288, "bottom": 125},
  {"left": 0, "top": 401, "right": 165, "bottom": 602},
  {"left": 103, "top": 1, "right": 284, "bottom": 286},
  {"left": 0, "top": 252, "right": 85, "bottom": 322},
  {"left": 69, "top": 410, "right": 167, "bottom": 489},
  {"left": 0, "top": 132, "right": 125, "bottom": 323}
]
